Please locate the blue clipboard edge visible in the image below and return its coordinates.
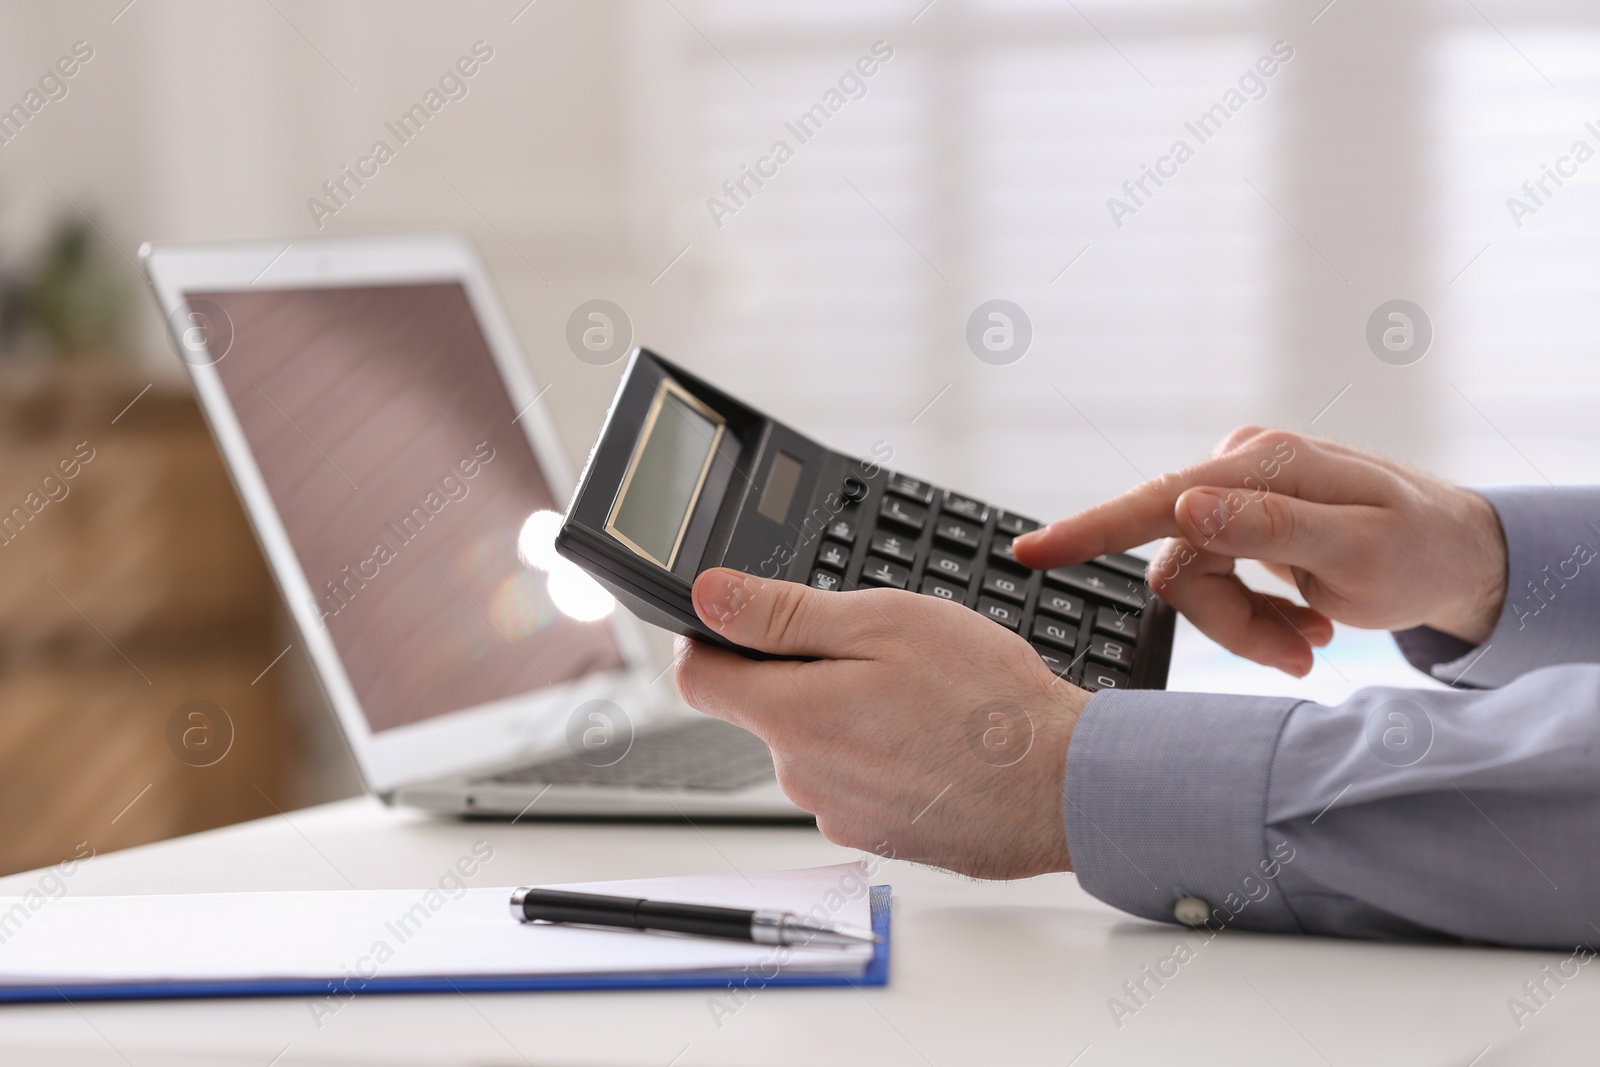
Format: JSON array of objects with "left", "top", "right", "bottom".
[{"left": 0, "top": 885, "right": 891, "bottom": 1005}]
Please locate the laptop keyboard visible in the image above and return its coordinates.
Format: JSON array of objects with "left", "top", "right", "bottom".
[
  {"left": 812, "top": 472, "right": 1158, "bottom": 692},
  {"left": 484, "top": 718, "right": 775, "bottom": 791}
]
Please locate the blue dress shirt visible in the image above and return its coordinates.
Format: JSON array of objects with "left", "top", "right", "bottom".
[{"left": 1064, "top": 486, "right": 1600, "bottom": 948}]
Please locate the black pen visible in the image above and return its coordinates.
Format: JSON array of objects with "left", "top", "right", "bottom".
[{"left": 509, "top": 887, "right": 879, "bottom": 948}]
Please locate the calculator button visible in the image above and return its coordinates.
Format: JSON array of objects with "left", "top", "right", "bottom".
[
  {"left": 1082, "top": 665, "right": 1132, "bottom": 692},
  {"left": 990, "top": 534, "right": 1024, "bottom": 568},
  {"left": 1036, "top": 590, "right": 1085, "bottom": 623},
  {"left": 980, "top": 569, "right": 1027, "bottom": 603},
  {"left": 924, "top": 550, "right": 974, "bottom": 584},
  {"left": 878, "top": 496, "right": 927, "bottom": 533},
  {"left": 996, "top": 512, "right": 1041, "bottom": 537},
  {"left": 1045, "top": 564, "right": 1151, "bottom": 611},
  {"left": 1095, "top": 605, "right": 1139, "bottom": 640},
  {"left": 933, "top": 516, "right": 982, "bottom": 552},
  {"left": 1095, "top": 553, "right": 1151, "bottom": 582},
  {"left": 869, "top": 530, "right": 917, "bottom": 565},
  {"left": 816, "top": 541, "right": 851, "bottom": 571},
  {"left": 1087, "top": 635, "right": 1136, "bottom": 670},
  {"left": 919, "top": 576, "right": 965, "bottom": 602},
  {"left": 943, "top": 493, "right": 991, "bottom": 524},
  {"left": 1033, "top": 645, "right": 1072, "bottom": 677},
  {"left": 976, "top": 596, "right": 1022, "bottom": 631},
  {"left": 810, "top": 569, "right": 843, "bottom": 592},
  {"left": 860, "top": 556, "right": 910, "bottom": 590},
  {"left": 885, "top": 474, "right": 935, "bottom": 505},
  {"left": 826, "top": 519, "right": 857, "bottom": 545},
  {"left": 841, "top": 476, "right": 869, "bottom": 503},
  {"left": 1031, "top": 617, "right": 1078, "bottom": 652}
]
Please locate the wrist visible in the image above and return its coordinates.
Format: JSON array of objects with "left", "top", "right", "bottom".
[
  {"left": 1425, "top": 490, "right": 1508, "bottom": 645},
  {"left": 1038, "top": 681, "right": 1090, "bottom": 873}
]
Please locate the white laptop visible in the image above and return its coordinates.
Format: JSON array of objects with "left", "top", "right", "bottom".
[{"left": 141, "top": 232, "right": 806, "bottom": 820}]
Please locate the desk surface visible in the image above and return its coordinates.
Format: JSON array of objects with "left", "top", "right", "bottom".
[{"left": 0, "top": 794, "right": 1593, "bottom": 1067}]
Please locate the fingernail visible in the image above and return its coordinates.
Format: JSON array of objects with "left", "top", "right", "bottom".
[
  {"left": 1013, "top": 528, "right": 1047, "bottom": 552},
  {"left": 1183, "top": 489, "right": 1228, "bottom": 537},
  {"left": 695, "top": 569, "right": 756, "bottom": 627}
]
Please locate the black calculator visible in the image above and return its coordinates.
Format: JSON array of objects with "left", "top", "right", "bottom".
[{"left": 558, "top": 350, "right": 1174, "bottom": 692}]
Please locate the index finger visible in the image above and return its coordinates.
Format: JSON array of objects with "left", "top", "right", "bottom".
[{"left": 1011, "top": 431, "right": 1372, "bottom": 570}]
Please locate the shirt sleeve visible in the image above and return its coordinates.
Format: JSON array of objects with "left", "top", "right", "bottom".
[
  {"left": 1064, "top": 664, "right": 1600, "bottom": 948},
  {"left": 1393, "top": 486, "right": 1600, "bottom": 688}
]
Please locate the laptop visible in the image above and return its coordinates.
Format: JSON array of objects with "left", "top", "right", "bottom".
[{"left": 141, "top": 232, "right": 807, "bottom": 820}]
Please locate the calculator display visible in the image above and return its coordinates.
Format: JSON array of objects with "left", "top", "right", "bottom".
[{"left": 605, "top": 379, "right": 726, "bottom": 569}]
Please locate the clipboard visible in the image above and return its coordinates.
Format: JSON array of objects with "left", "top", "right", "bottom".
[{"left": 0, "top": 886, "right": 890, "bottom": 1004}]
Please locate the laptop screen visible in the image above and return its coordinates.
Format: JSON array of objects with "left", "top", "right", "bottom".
[{"left": 193, "top": 282, "right": 624, "bottom": 732}]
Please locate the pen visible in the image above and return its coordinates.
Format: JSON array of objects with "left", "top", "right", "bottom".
[{"left": 508, "top": 887, "right": 880, "bottom": 948}]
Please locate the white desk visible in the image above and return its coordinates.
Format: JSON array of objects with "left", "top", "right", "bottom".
[{"left": 0, "top": 794, "right": 1593, "bottom": 1067}]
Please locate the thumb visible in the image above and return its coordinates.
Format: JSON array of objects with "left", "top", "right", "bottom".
[
  {"left": 1175, "top": 486, "right": 1364, "bottom": 572},
  {"left": 692, "top": 568, "right": 877, "bottom": 658}
]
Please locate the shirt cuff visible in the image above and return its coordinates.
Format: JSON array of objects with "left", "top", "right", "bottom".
[
  {"left": 1391, "top": 625, "right": 1477, "bottom": 681},
  {"left": 1418, "top": 487, "right": 1600, "bottom": 689},
  {"left": 1064, "top": 689, "right": 1303, "bottom": 934}
]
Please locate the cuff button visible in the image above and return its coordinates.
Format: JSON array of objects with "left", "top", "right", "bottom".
[{"left": 1173, "top": 896, "right": 1211, "bottom": 926}]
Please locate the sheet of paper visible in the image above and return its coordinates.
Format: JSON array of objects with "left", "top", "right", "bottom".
[{"left": 0, "top": 862, "right": 875, "bottom": 986}]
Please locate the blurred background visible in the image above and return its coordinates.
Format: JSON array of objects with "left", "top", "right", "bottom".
[{"left": 0, "top": 0, "right": 1595, "bottom": 875}]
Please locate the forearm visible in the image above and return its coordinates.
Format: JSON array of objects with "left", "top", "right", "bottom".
[{"left": 1066, "top": 667, "right": 1600, "bottom": 949}]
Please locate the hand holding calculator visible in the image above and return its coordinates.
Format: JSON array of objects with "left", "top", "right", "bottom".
[{"left": 558, "top": 350, "right": 1174, "bottom": 691}]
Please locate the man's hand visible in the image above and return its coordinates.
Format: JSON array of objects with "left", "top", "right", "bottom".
[
  {"left": 1013, "top": 427, "right": 1509, "bottom": 676},
  {"left": 675, "top": 569, "right": 1087, "bottom": 879}
]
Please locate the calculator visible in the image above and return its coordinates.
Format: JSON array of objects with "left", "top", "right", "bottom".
[{"left": 558, "top": 350, "right": 1174, "bottom": 692}]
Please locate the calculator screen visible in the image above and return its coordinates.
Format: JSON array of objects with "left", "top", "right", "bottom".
[{"left": 606, "top": 379, "right": 726, "bottom": 568}]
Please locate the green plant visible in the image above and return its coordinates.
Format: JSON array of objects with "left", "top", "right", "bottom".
[{"left": 10, "top": 219, "right": 128, "bottom": 358}]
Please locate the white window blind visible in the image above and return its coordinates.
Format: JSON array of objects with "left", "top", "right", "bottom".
[
  {"left": 632, "top": 0, "right": 1282, "bottom": 520},
  {"left": 1434, "top": 21, "right": 1600, "bottom": 486}
]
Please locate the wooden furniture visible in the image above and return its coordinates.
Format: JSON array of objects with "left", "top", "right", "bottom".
[{"left": 0, "top": 366, "right": 298, "bottom": 876}]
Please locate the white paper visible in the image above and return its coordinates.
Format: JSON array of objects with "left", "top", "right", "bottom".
[{"left": 0, "top": 862, "right": 875, "bottom": 987}]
